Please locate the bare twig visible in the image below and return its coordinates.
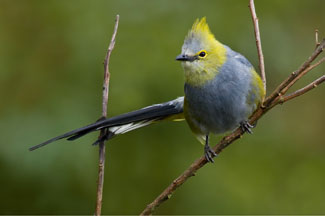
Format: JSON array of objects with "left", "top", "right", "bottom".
[
  {"left": 140, "top": 7, "right": 325, "bottom": 217},
  {"left": 315, "top": 29, "right": 320, "bottom": 48},
  {"left": 249, "top": 0, "right": 266, "bottom": 94},
  {"left": 280, "top": 75, "right": 325, "bottom": 103},
  {"left": 265, "top": 39, "right": 325, "bottom": 108},
  {"left": 95, "top": 14, "right": 120, "bottom": 216},
  {"left": 140, "top": 129, "right": 243, "bottom": 215},
  {"left": 280, "top": 57, "right": 325, "bottom": 95}
]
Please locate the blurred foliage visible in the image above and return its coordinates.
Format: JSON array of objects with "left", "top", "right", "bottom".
[{"left": 0, "top": 0, "right": 324, "bottom": 215}]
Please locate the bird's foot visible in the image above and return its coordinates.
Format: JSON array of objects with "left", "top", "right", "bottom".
[
  {"left": 240, "top": 121, "right": 254, "bottom": 134},
  {"left": 204, "top": 144, "right": 217, "bottom": 163}
]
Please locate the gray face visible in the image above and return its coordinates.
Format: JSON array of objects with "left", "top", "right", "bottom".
[
  {"left": 181, "top": 33, "right": 205, "bottom": 57},
  {"left": 176, "top": 33, "right": 208, "bottom": 64}
]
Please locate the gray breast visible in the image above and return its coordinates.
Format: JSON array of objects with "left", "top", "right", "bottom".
[{"left": 184, "top": 47, "right": 254, "bottom": 135}]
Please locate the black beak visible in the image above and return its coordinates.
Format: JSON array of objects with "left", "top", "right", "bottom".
[
  {"left": 176, "top": 54, "right": 198, "bottom": 62},
  {"left": 176, "top": 54, "right": 190, "bottom": 61}
]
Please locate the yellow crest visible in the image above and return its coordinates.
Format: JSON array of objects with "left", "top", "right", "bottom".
[{"left": 187, "top": 17, "right": 216, "bottom": 42}]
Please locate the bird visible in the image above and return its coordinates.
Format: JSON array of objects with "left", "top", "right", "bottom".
[{"left": 30, "top": 17, "right": 265, "bottom": 163}]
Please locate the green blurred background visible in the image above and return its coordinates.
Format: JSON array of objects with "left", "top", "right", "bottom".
[{"left": 0, "top": 0, "right": 324, "bottom": 215}]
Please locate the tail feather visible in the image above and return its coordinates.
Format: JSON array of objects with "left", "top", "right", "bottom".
[
  {"left": 29, "top": 97, "right": 184, "bottom": 151},
  {"left": 66, "top": 128, "right": 94, "bottom": 141}
]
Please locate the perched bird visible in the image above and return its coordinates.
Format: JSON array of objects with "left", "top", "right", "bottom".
[{"left": 30, "top": 17, "right": 265, "bottom": 163}]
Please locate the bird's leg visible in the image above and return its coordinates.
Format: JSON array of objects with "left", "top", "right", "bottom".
[
  {"left": 204, "top": 134, "right": 217, "bottom": 163},
  {"left": 240, "top": 121, "right": 254, "bottom": 134}
]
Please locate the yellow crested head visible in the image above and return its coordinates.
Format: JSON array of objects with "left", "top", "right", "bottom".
[{"left": 177, "top": 17, "right": 227, "bottom": 87}]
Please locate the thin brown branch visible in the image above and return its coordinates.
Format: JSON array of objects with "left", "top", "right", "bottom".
[
  {"left": 140, "top": 127, "right": 243, "bottom": 215},
  {"left": 95, "top": 14, "right": 120, "bottom": 216},
  {"left": 249, "top": 0, "right": 266, "bottom": 94},
  {"left": 280, "top": 75, "right": 325, "bottom": 103},
  {"left": 280, "top": 57, "right": 325, "bottom": 95},
  {"left": 264, "top": 39, "right": 325, "bottom": 107},
  {"left": 102, "top": 15, "right": 120, "bottom": 118},
  {"left": 315, "top": 29, "right": 320, "bottom": 48}
]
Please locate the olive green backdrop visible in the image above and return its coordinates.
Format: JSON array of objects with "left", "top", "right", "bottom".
[{"left": 0, "top": 0, "right": 324, "bottom": 215}]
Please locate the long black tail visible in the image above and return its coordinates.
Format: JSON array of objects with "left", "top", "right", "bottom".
[{"left": 29, "top": 97, "right": 184, "bottom": 151}]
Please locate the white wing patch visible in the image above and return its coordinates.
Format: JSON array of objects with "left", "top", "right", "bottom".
[{"left": 108, "top": 120, "right": 156, "bottom": 135}]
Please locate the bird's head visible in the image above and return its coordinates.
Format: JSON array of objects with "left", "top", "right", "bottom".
[{"left": 176, "top": 17, "right": 227, "bottom": 86}]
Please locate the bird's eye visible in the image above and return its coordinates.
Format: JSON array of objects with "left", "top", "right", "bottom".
[{"left": 198, "top": 51, "right": 207, "bottom": 57}]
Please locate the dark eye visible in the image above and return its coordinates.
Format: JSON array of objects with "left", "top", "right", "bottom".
[{"left": 199, "top": 51, "right": 206, "bottom": 57}]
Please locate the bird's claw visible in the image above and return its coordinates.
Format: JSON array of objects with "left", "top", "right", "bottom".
[
  {"left": 240, "top": 121, "right": 254, "bottom": 134},
  {"left": 204, "top": 145, "right": 217, "bottom": 163}
]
